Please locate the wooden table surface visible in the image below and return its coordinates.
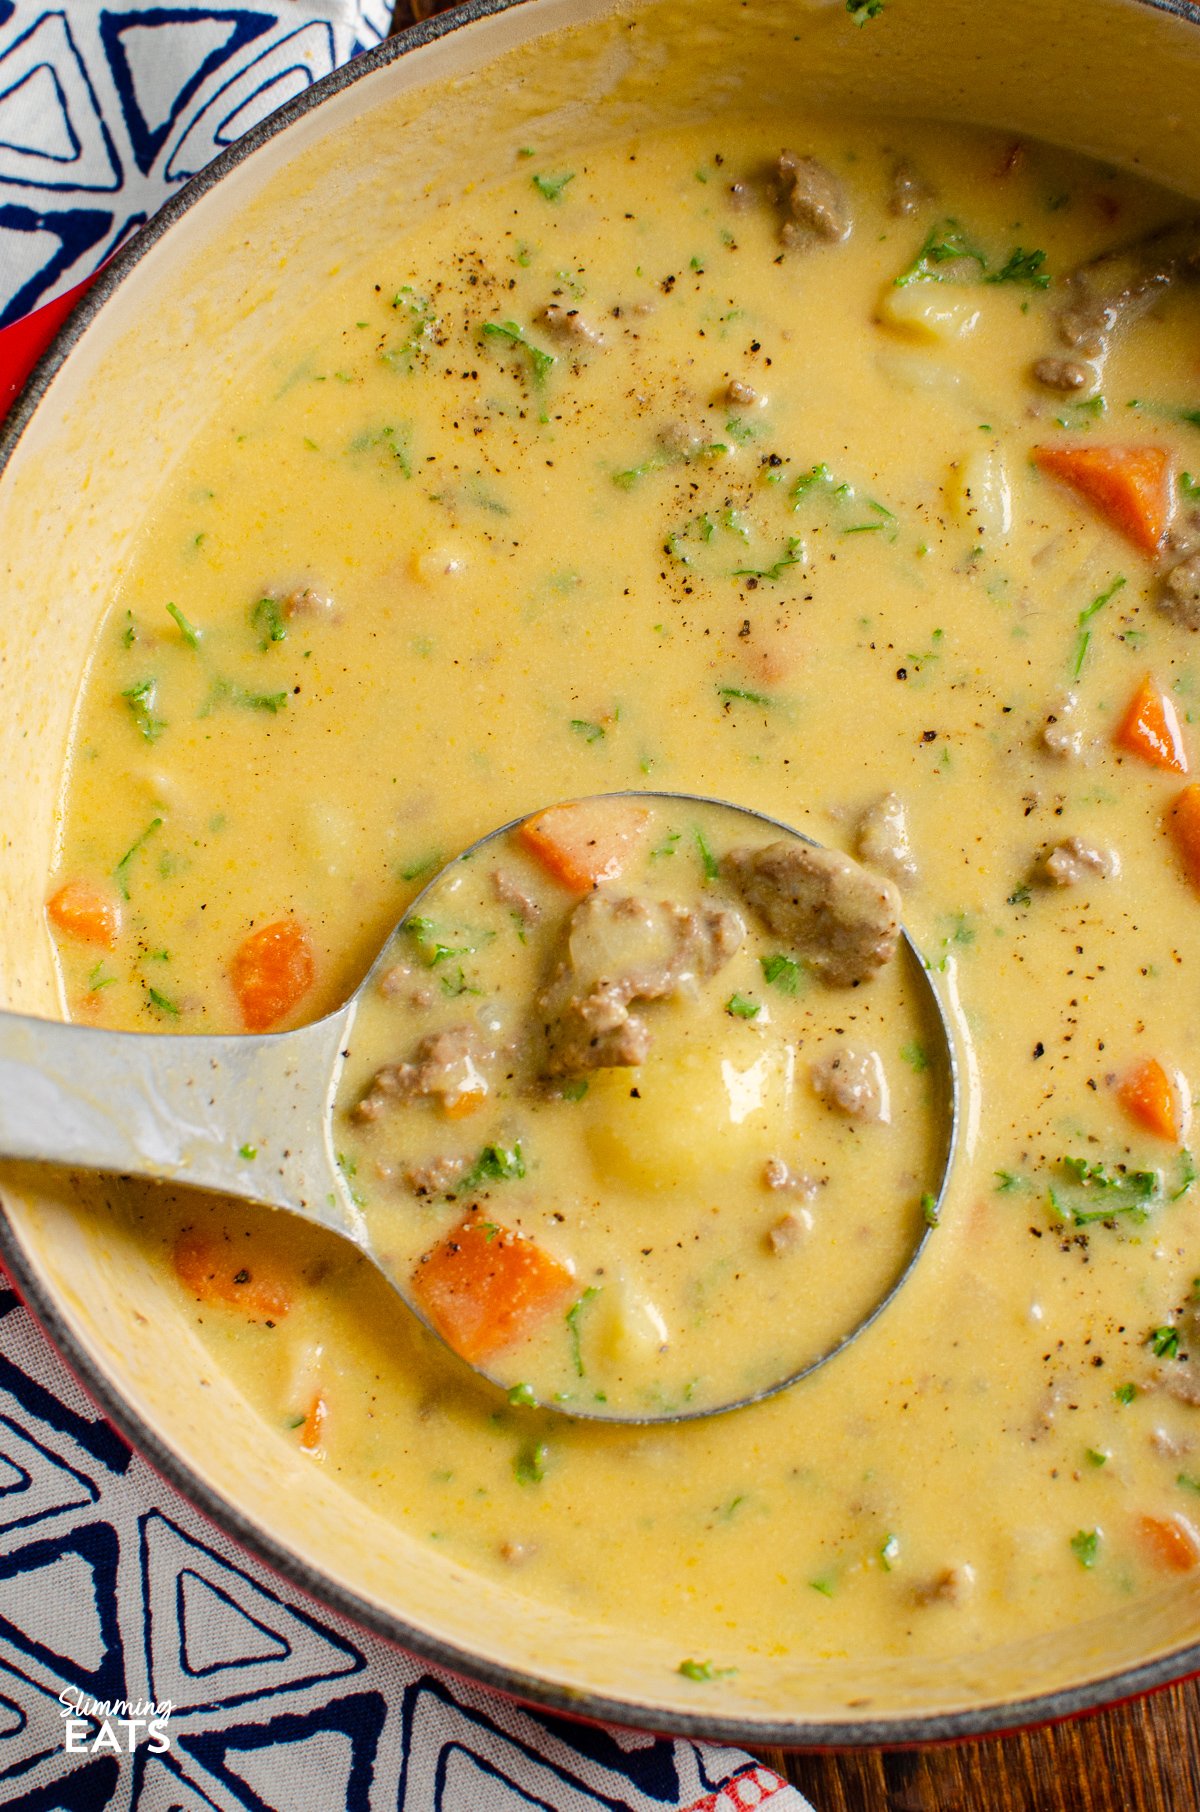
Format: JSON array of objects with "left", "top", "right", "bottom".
[
  {"left": 745, "top": 1678, "right": 1200, "bottom": 1811},
  {"left": 379, "top": 2, "right": 1200, "bottom": 1802}
]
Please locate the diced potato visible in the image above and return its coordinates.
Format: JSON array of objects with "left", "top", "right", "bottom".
[
  {"left": 585, "top": 1030, "right": 795, "bottom": 1191},
  {"left": 878, "top": 284, "right": 981, "bottom": 342},
  {"left": 591, "top": 1281, "right": 671, "bottom": 1369},
  {"left": 946, "top": 447, "right": 1012, "bottom": 546}
]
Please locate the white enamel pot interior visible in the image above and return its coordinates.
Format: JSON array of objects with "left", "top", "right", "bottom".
[{"left": 2, "top": 0, "right": 1200, "bottom": 1746}]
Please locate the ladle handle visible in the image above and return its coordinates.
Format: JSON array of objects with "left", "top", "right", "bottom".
[{"left": 0, "top": 1007, "right": 358, "bottom": 1235}]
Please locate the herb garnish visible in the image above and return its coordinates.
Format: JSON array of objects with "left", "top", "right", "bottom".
[
  {"left": 986, "top": 247, "right": 1050, "bottom": 288},
  {"left": 1049, "top": 1156, "right": 1158, "bottom": 1226},
  {"left": 513, "top": 1442, "right": 548, "bottom": 1486},
  {"left": 716, "top": 685, "right": 772, "bottom": 707},
  {"left": 694, "top": 826, "right": 720, "bottom": 880},
  {"left": 532, "top": 171, "right": 575, "bottom": 203},
  {"left": 678, "top": 1658, "right": 737, "bottom": 1681},
  {"left": 251, "top": 596, "right": 287, "bottom": 649},
  {"left": 481, "top": 320, "right": 556, "bottom": 387},
  {"left": 455, "top": 1143, "right": 525, "bottom": 1195},
  {"left": 726, "top": 994, "right": 760, "bottom": 1019},
  {"left": 166, "top": 602, "right": 202, "bottom": 647},
  {"left": 566, "top": 1285, "right": 600, "bottom": 1377},
  {"left": 1072, "top": 575, "right": 1126, "bottom": 679},
  {"left": 1070, "top": 1528, "right": 1100, "bottom": 1569},
  {"left": 761, "top": 952, "right": 802, "bottom": 994},
  {"left": 122, "top": 678, "right": 166, "bottom": 743},
  {"left": 114, "top": 817, "right": 163, "bottom": 899}
]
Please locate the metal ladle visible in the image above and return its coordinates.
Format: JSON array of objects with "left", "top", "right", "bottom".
[{"left": 0, "top": 793, "right": 958, "bottom": 1424}]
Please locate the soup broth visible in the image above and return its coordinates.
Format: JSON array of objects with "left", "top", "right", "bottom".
[{"left": 47, "top": 110, "right": 1200, "bottom": 1671}]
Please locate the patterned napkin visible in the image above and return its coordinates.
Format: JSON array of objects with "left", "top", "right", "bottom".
[
  {"left": 0, "top": 4, "right": 817, "bottom": 1806},
  {"left": 0, "top": 1272, "right": 809, "bottom": 1808},
  {"left": 0, "top": 0, "right": 392, "bottom": 325}
]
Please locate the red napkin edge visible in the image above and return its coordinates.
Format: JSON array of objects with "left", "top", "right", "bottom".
[{"left": 0, "top": 272, "right": 100, "bottom": 429}]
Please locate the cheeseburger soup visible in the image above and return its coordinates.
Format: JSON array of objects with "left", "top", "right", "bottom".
[{"left": 45, "top": 112, "right": 1200, "bottom": 1671}]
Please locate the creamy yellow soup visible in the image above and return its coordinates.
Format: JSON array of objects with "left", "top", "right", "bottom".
[
  {"left": 335, "top": 793, "right": 944, "bottom": 1417},
  {"left": 47, "top": 109, "right": 1200, "bottom": 1674}
]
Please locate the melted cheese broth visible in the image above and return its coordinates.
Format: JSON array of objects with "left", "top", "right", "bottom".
[
  {"left": 52, "top": 115, "right": 1200, "bottom": 1667},
  {"left": 335, "top": 797, "right": 943, "bottom": 1417}
]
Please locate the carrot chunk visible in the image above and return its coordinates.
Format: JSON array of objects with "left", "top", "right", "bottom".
[
  {"left": 298, "top": 1390, "right": 328, "bottom": 1451},
  {"left": 230, "top": 918, "right": 314, "bottom": 1031},
  {"left": 1118, "top": 1057, "right": 1180, "bottom": 1142},
  {"left": 47, "top": 880, "right": 122, "bottom": 950},
  {"left": 1168, "top": 784, "right": 1200, "bottom": 893},
  {"left": 1115, "top": 675, "right": 1188, "bottom": 773},
  {"left": 1137, "top": 1513, "right": 1200, "bottom": 1573},
  {"left": 518, "top": 798, "right": 652, "bottom": 893},
  {"left": 1032, "top": 443, "right": 1171, "bottom": 555},
  {"left": 441, "top": 1087, "right": 487, "bottom": 1121},
  {"left": 172, "top": 1230, "right": 293, "bottom": 1318},
  {"left": 411, "top": 1215, "right": 575, "bottom": 1364}
]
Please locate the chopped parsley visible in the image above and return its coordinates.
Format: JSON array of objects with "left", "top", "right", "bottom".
[
  {"left": 1070, "top": 1528, "right": 1100, "bottom": 1569},
  {"left": 716, "top": 684, "right": 772, "bottom": 707},
  {"left": 121, "top": 678, "right": 166, "bottom": 743},
  {"left": 406, "top": 915, "right": 492, "bottom": 968},
  {"left": 165, "top": 601, "right": 202, "bottom": 646},
  {"left": 399, "top": 851, "right": 442, "bottom": 883},
  {"left": 921, "top": 1192, "right": 941, "bottom": 1228},
  {"left": 986, "top": 247, "right": 1050, "bottom": 288},
  {"left": 381, "top": 287, "right": 439, "bottom": 372},
  {"left": 994, "top": 1170, "right": 1026, "bottom": 1193},
  {"left": 507, "top": 1382, "right": 537, "bottom": 1408},
  {"left": 531, "top": 171, "right": 575, "bottom": 203},
  {"left": 900, "top": 1041, "right": 929, "bottom": 1071},
  {"left": 1072, "top": 574, "right": 1126, "bottom": 679},
  {"left": 761, "top": 952, "right": 802, "bottom": 994},
  {"left": 1085, "top": 1448, "right": 1109, "bottom": 1468},
  {"left": 895, "top": 218, "right": 987, "bottom": 287},
  {"left": 200, "top": 676, "right": 288, "bottom": 717},
  {"left": 348, "top": 423, "right": 412, "bottom": 477},
  {"left": 513, "top": 1441, "right": 548, "bottom": 1486},
  {"left": 146, "top": 986, "right": 179, "bottom": 1017},
  {"left": 481, "top": 319, "right": 556, "bottom": 388},
  {"left": 566, "top": 1285, "right": 600, "bottom": 1378},
  {"left": 1174, "top": 1149, "right": 1197, "bottom": 1201},
  {"left": 238, "top": 1143, "right": 258, "bottom": 1161},
  {"left": 1050, "top": 1156, "right": 1158, "bottom": 1226},
  {"left": 732, "top": 536, "right": 805, "bottom": 581},
  {"left": 251, "top": 595, "right": 287, "bottom": 649},
  {"left": 1114, "top": 1382, "right": 1138, "bottom": 1406},
  {"left": 726, "top": 994, "right": 760, "bottom": 1019},
  {"left": 455, "top": 1143, "right": 525, "bottom": 1195},
  {"left": 1150, "top": 1324, "right": 1180, "bottom": 1359},
  {"left": 694, "top": 826, "right": 720, "bottom": 880},
  {"left": 571, "top": 718, "right": 606, "bottom": 743},
  {"left": 677, "top": 1658, "right": 737, "bottom": 1681},
  {"left": 114, "top": 816, "right": 163, "bottom": 900},
  {"left": 337, "top": 1151, "right": 367, "bottom": 1209}
]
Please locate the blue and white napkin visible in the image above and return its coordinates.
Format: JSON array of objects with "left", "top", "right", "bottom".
[{"left": 0, "top": 0, "right": 392, "bottom": 325}]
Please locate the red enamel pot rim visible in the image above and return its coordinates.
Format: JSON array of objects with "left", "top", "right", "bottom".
[{"left": 4, "top": 0, "right": 1200, "bottom": 1752}]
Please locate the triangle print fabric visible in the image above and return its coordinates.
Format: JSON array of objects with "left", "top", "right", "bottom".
[
  {"left": 0, "top": 1277, "right": 813, "bottom": 1811},
  {"left": 0, "top": 0, "right": 393, "bottom": 325}
]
